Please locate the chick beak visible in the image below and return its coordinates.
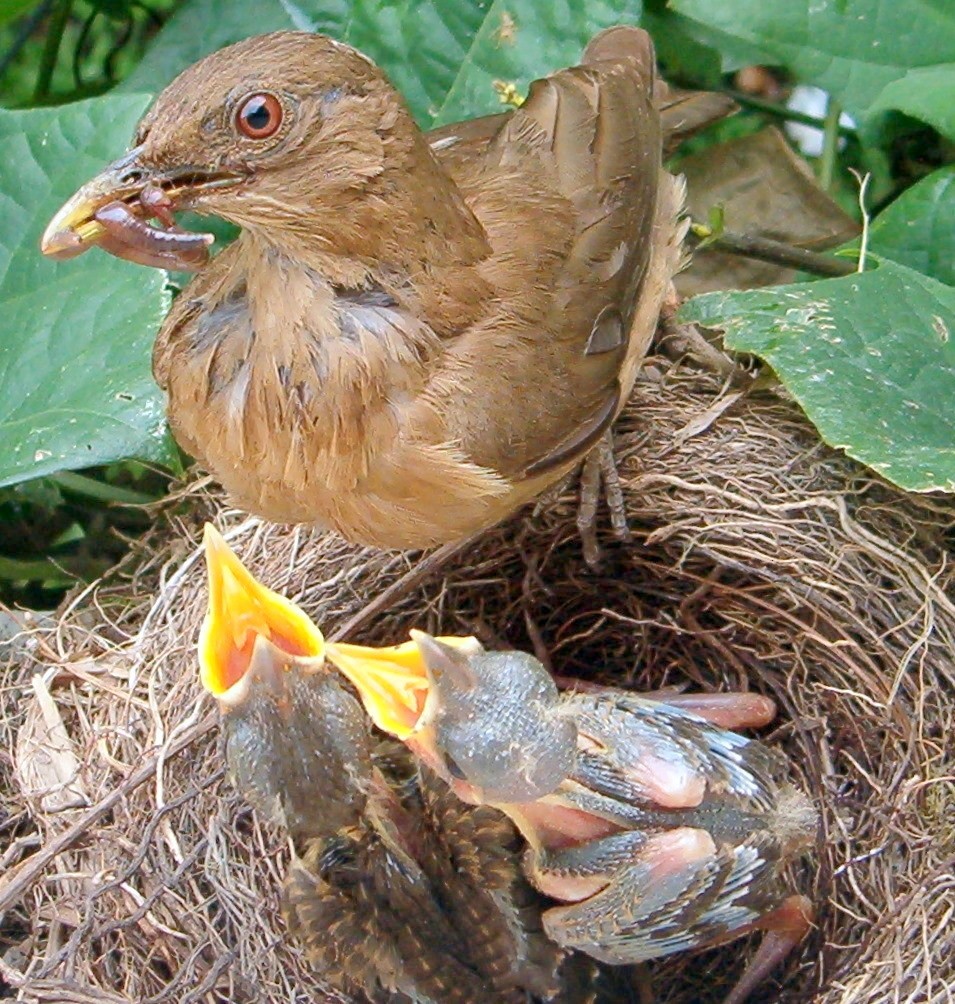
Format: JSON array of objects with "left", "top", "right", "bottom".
[
  {"left": 325, "top": 639, "right": 432, "bottom": 739},
  {"left": 40, "top": 145, "right": 243, "bottom": 268},
  {"left": 197, "top": 522, "right": 479, "bottom": 734},
  {"left": 325, "top": 629, "right": 482, "bottom": 742},
  {"left": 198, "top": 524, "right": 325, "bottom": 705}
]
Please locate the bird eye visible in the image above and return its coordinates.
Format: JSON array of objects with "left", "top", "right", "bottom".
[
  {"left": 235, "top": 93, "right": 283, "bottom": 140},
  {"left": 444, "top": 753, "right": 468, "bottom": 782}
]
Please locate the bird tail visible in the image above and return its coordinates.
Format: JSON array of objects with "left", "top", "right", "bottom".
[
  {"left": 658, "top": 87, "right": 738, "bottom": 154},
  {"left": 583, "top": 25, "right": 736, "bottom": 154},
  {"left": 769, "top": 783, "right": 819, "bottom": 856}
]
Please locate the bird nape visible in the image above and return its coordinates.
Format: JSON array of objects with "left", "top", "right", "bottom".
[
  {"left": 42, "top": 27, "right": 733, "bottom": 561},
  {"left": 198, "top": 524, "right": 817, "bottom": 1004}
]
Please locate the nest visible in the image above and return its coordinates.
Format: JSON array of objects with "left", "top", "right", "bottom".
[{"left": 1, "top": 354, "right": 953, "bottom": 1004}]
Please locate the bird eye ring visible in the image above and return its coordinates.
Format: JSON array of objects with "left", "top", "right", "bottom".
[{"left": 235, "top": 93, "right": 284, "bottom": 140}]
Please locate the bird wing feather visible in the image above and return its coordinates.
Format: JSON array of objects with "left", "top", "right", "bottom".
[
  {"left": 565, "top": 691, "right": 787, "bottom": 816},
  {"left": 541, "top": 836, "right": 777, "bottom": 963},
  {"left": 425, "top": 27, "right": 669, "bottom": 480}
]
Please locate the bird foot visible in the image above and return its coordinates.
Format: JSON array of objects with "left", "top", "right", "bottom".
[
  {"left": 643, "top": 690, "right": 777, "bottom": 730},
  {"left": 550, "top": 678, "right": 777, "bottom": 731},
  {"left": 720, "top": 894, "right": 814, "bottom": 1004},
  {"left": 532, "top": 471, "right": 575, "bottom": 517},
  {"left": 577, "top": 431, "right": 631, "bottom": 569}
]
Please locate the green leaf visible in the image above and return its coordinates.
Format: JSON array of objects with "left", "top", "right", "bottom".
[
  {"left": 680, "top": 260, "right": 955, "bottom": 492},
  {"left": 123, "top": 0, "right": 642, "bottom": 127},
  {"left": 866, "top": 64, "right": 955, "bottom": 142},
  {"left": 642, "top": 2, "right": 772, "bottom": 85},
  {"left": 0, "top": 96, "right": 177, "bottom": 488},
  {"left": 867, "top": 166, "right": 955, "bottom": 286},
  {"left": 0, "top": 0, "right": 40, "bottom": 28},
  {"left": 121, "top": 0, "right": 349, "bottom": 98},
  {"left": 671, "top": 0, "right": 955, "bottom": 133},
  {"left": 402, "top": 0, "right": 644, "bottom": 127}
]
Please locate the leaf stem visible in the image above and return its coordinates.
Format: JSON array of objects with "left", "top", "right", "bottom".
[
  {"left": 0, "top": 555, "right": 70, "bottom": 583},
  {"left": 688, "top": 223, "right": 857, "bottom": 278},
  {"left": 52, "top": 470, "right": 155, "bottom": 505},
  {"left": 33, "top": 0, "right": 72, "bottom": 102},
  {"left": 818, "top": 97, "right": 843, "bottom": 191},
  {"left": 726, "top": 90, "right": 854, "bottom": 138}
]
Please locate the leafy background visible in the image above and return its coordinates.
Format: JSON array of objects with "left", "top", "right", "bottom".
[{"left": 1, "top": 0, "right": 954, "bottom": 604}]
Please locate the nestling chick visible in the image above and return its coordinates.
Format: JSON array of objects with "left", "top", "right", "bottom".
[
  {"left": 43, "top": 28, "right": 731, "bottom": 553},
  {"left": 198, "top": 525, "right": 569, "bottom": 1003},
  {"left": 338, "top": 632, "right": 818, "bottom": 1004}
]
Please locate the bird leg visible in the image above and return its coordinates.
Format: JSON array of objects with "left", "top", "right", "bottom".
[
  {"left": 642, "top": 691, "right": 777, "bottom": 730},
  {"left": 551, "top": 677, "right": 777, "bottom": 731},
  {"left": 577, "top": 450, "right": 602, "bottom": 568},
  {"left": 577, "top": 430, "right": 631, "bottom": 569},
  {"left": 720, "top": 894, "right": 814, "bottom": 1004}
]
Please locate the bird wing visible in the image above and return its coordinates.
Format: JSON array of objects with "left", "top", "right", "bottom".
[
  {"left": 540, "top": 833, "right": 781, "bottom": 963},
  {"left": 427, "top": 27, "right": 674, "bottom": 480},
  {"left": 284, "top": 825, "right": 510, "bottom": 1004},
  {"left": 565, "top": 690, "right": 788, "bottom": 816},
  {"left": 415, "top": 768, "right": 565, "bottom": 1000},
  {"left": 427, "top": 113, "right": 511, "bottom": 180}
]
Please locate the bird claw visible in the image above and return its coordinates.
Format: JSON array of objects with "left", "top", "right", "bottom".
[
  {"left": 720, "top": 894, "right": 814, "bottom": 1004},
  {"left": 577, "top": 431, "right": 630, "bottom": 569}
]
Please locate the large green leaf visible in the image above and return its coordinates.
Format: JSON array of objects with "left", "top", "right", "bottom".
[
  {"left": 0, "top": 0, "right": 40, "bottom": 28},
  {"left": 680, "top": 260, "right": 955, "bottom": 492},
  {"left": 866, "top": 64, "right": 955, "bottom": 144},
  {"left": 671, "top": 0, "right": 955, "bottom": 137},
  {"left": 122, "top": 0, "right": 349, "bottom": 98},
  {"left": 123, "top": 0, "right": 642, "bottom": 127},
  {"left": 868, "top": 166, "right": 955, "bottom": 286},
  {"left": 0, "top": 97, "right": 178, "bottom": 487}
]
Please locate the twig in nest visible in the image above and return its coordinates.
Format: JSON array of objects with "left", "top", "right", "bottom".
[
  {"left": 39, "top": 767, "right": 225, "bottom": 977},
  {"left": 331, "top": 534, "right": 479, "bottom": 641},
  {"left": 0, "top": 714, "right": 217, "bottom": 918}
]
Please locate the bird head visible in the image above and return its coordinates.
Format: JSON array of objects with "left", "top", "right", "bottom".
[
  {"left": 200, "top": 522, "right": 371, "bottom": 835},
  {"left": 198, "top": 524, "right": 489, "bottom": 831},
  {"left": 398, "top": 633, "right": 579, "bottom": 806},
  {"left": 41, "top": 32, "right": 429, "bottom": 269},
  {"left": 199, "top": 522, "right": 326, "bottom": 708}
]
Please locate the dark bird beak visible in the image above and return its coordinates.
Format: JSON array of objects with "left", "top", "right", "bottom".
[{"left": 40, "top": 146, "right": 244, "bottom": 269}]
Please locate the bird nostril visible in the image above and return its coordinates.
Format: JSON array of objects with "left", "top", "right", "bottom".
[{"left": 119, "top": 168, "right": 145, "bottom": 185}]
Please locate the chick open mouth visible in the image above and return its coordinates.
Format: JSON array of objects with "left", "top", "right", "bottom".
[
  {"left": 199, "top": 524, "right": 326, "bottom": 699},
  {"left": 198, "top": 523, "right": 477, "bottom": 736}
]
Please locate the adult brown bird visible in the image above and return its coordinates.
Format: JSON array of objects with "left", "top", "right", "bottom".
[
  {"left": 198, "top": 524, "right": 573, "bottom": 1003},
  {"left": 42, "top": 28, "right": 731, "bottom": 558}
]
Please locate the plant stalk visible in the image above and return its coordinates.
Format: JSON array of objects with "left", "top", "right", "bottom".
[
  {"left": 688, "top": 224, "right": 857, "bottom": 279},
  {"left": 33, "top": 0, "right": 72, "bottom": 102},
  {"left": 819, "top": 97, "right": 843, "bottom": 191}
]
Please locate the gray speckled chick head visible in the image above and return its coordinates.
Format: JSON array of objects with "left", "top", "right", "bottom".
[
  {"left": 222, "top": 634, "right": 372, "bottom": 839},
  {"left": 411, "top": 631, "right": 577, "bottom": 803}
]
